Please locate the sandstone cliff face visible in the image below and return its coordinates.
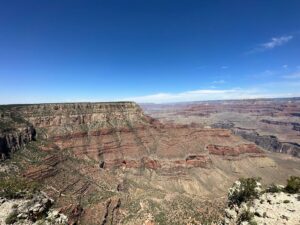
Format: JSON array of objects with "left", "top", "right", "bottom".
[
  {"left": 0, "top": 102, "right": 274, "bottom": 172},
  {"left": 15, "top": 102, "right": 149, "bottom": 138},
  {"left": 0, "top": 102, "right": 147, "bottom": 160}
]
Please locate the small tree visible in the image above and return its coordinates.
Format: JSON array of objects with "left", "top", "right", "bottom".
[
  {"left": 228, "top": 177, "right": 261, "bottom": 206},
  {"left": 285, "top": 176, "right": 300, "bottom": 194}
]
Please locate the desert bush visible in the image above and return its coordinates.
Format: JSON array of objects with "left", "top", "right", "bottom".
[
  {"left": 284, "top": 176, "right": 300, "bottom": 194},
  {"left": 5, "top": 211, "right": 18, "bottom": 224},
  {"left": 0, "top": 176, "right": 39, "bottom": 199},
  {"left": 228, "top": 177, "right": 261, "bottom": 206},
  {"left": 265, "top": 183, "right": 282, "bottom": 193},
  {"left": 237, "top": 210, "right": 257, "bottom": 225}
]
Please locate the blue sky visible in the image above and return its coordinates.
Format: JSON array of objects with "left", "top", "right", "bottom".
[{"left": 0, "top": 0, "right": 300, "bottom": 104}]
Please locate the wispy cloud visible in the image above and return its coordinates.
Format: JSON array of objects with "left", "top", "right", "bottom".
[
  {"left": 261, "top": 35, "right": 293, "bottom": 49},
  {"left": 221, "top": 66, "right": 229, "bottom": 69},
  {"left": 212, "top": 79, "right": 226, "bottom": 84},
  {"left": 122, "top": 88, "right": 296, "bottom": 103},
  {"left": 282, "top": 72, "right": 300, "bottom": 79},
  {"left": 247, "top": 35, "right": 293, "bottom": 54}
]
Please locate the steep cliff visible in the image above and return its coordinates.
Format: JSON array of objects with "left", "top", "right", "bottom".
[
  {"left": 0, "top": 106, "right": 36, "bottom": 160},
  {"left": 0, "top": 126, "right": 36, "bottom": 160},
  {"left": 0, "top": 102, "right": 151, "bottom": 160},
  {"left": 9, "top": 102, "right": 150, "bottom": 138},
  {"left": 211, "top": 122, "right": 300, "bottom": 157},
  {"left": 232, "top": 128, "right": 300, "bottom": 157},
  {"left": 0, "top": 102, "right": 290, "bottom": 174}
]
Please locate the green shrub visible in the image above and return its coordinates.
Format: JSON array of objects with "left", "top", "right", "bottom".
[
  {"left": 285, "top": 176, "right": 300, "bottom": 194},
  {"left": 5, "top": 211, "right": 18, "bottom": 224},
  {"left": 283, "top": 200, "right": 290, "bottom": 203},
  {"left": 249, "top": 221, "right": 258, "bottom": 225},
  {"left": 228, "top": 177, "right": 261, "bottom": 206},
  {"left": 0, "top": 176, "right": 39, "bottom": 199},
  {"left": 266, "top": 183, "right": 282, "bottom": 193},
  {"left": 237, "top": 210, "right": 257, "bottom": 225}
]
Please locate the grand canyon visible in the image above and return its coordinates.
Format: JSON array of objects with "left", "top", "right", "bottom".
[
  {"left": 0, "top": 99, "right": 299, "bottom": 224},
  {"left": 2, "top": 1, "right": 300, "bottom": 224}
]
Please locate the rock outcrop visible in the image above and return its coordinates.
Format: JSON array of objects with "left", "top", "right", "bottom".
[
  {"left": 224, "top": 181, "right": 300, "bottom": 225},
  {"left": 0, "top": 126, "right": 36, "bottom": 160},
  {"left": 207, "top": 144, "right": 263, "bottom": 157},
  {"left": 0, "top": 192, "right": 67, "bottom": 225}
]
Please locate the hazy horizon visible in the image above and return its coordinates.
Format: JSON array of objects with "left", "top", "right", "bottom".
[{"left": 1, "top": 96, "right": 300, "bottom": 106}]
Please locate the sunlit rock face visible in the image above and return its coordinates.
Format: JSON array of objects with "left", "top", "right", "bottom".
[{"left": 1, "top": 102, "right": 269, "bottom": 173}]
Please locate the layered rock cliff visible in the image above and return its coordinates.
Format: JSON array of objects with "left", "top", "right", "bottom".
[
  {"left": 212, "top": 122, "right": 300, "bottom": 157},
  {"left": 0, "top": 102, "right": 150, "bottom": 160},
  {"left": 12, "top": 102, "right": 150, "bottom": 138},
  {"left": 1, "top": 102, "right": 299, "bottom": 224},
  {"left": 232, "top": 128, "right": 300, "bottom": 157}
]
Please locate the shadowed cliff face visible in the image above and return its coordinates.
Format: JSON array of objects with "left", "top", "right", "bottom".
[
  {"left": 1, "top": 102, "right": 299, "bottom": 225},
  {"left": 0, "top": 126, "right": 36, "bottom": 160}
]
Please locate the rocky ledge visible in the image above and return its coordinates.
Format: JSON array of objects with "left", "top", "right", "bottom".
[
  {"left": 224, "top": 177, "right": 300, "bottom": 225},
  {"left": 0, "top": 192, "right": 67, "bottom": 225},
  {"left": 207, "top": 144, "right": 263, "bottom": 157},
  {"left": 99, "top": 155, "right": 211, "bottom": 170},
  {"left": 225, "top": 192, "right": 300, "bottom": 225}
]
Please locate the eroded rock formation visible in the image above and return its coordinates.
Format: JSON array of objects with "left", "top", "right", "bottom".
[{"left": 1, "top": 101, "right": 299, "bottom": 224}]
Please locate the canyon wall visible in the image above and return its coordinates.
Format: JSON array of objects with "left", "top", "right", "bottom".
[
  {"left": 0, "top": 126, "right": 36, "bottom": 160},
  {"left": 0, "top": 102, "right": 151, "bottom": 160},
  {"left": 0, "top": 102, "right": 269, "bottom": 170},
  {"left": 142, "top": 98, "right": 300, "bottom": 158},
  {"left": 212, "top": 122, "right": 300, "bottom": 157},
  {"left": 232, "top": 128, "right": 300, "bottom": 157},
  {"left": 1, "top": 102, "right": 299, "bottom": 224}
]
